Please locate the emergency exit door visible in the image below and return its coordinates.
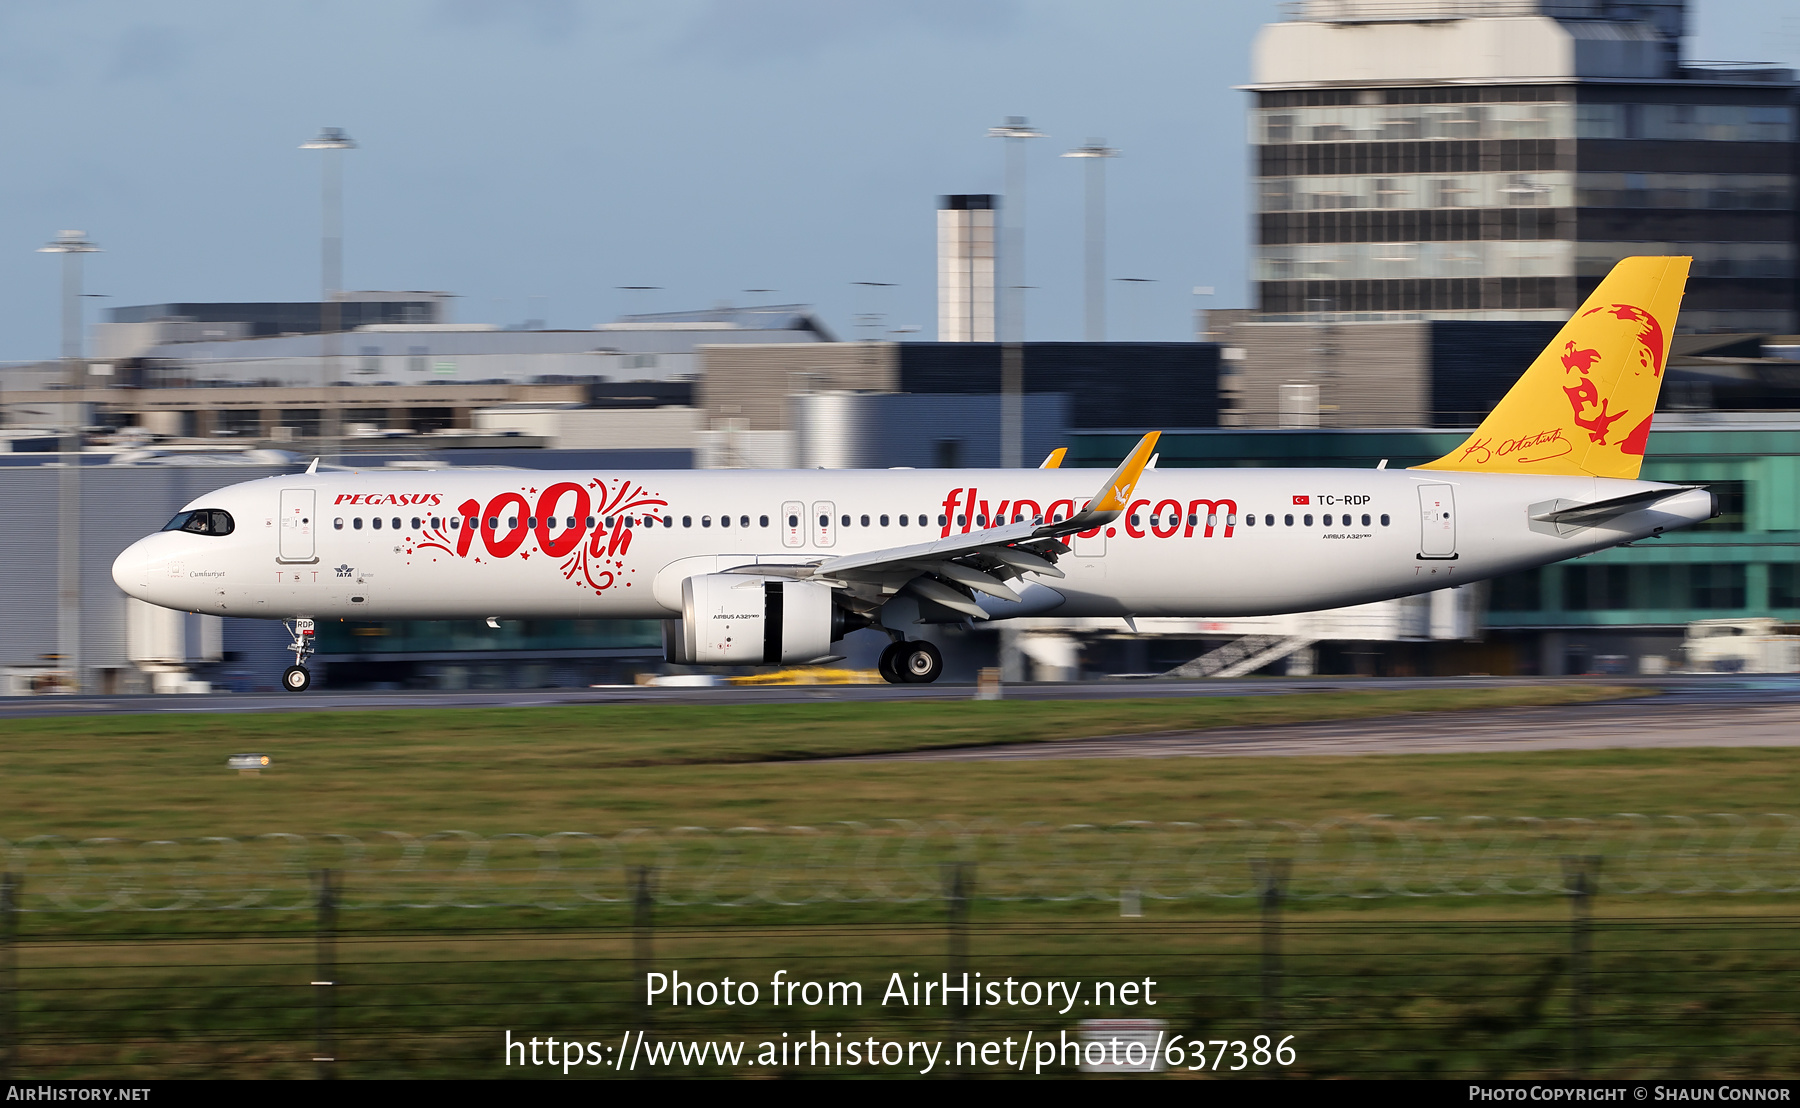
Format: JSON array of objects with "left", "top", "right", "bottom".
[
  {"left": 1417, "top": 483, "right": 1457, "bottom": 559},
  {"left": 811, "top": 501, "right": 836, "bottom": 548},
  {"left": 278, "top": 488, "right": 316, "bottom": 562},
  {"left": 781, "top": 501, "right": 805, "bottom": 548}
]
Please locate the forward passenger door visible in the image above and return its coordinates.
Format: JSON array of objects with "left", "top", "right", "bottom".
[{"left": 278, "top": 489, "right": 316, "bottom": 563}]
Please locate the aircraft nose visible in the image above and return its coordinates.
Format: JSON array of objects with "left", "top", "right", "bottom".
[{"left": 112, "top": 540, "right": 149, "bottom": 598}]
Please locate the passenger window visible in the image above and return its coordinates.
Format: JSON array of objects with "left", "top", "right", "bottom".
[
  {"left": 487, "top": 517, "right": 499, "bottom": 529},
  {"left": 624, "top": 516, "right": 633, "bottom": 529},
  {"left": 451, "top": 518, "right": 461, "bottom": 530},
  {"left": 565, "top": 517, "right": 575, "bottom": 528},
  {"left": 1362, "top": 513, "right": 1371, "bottom": 526},
  {"left": 940, "top": 515, "right": 949, "bottom": 527},
  {"left": 740, "top": 515, "right": 749, "bottom": 528},
  {"left": 355, "top": 518, "right": 364, "bottom": 530},
  {"left": 819, "top": 514, "right": 828, "bottom": 528},
  {"left": 789, "top": 515, "right": 800, "bottom": 528},
  {"left": 1265, "top": 514, "right": 1274, "bottom": 526},
  {"left": 1245, "top": 514, "right": 1256, "bottom": 527},
  {"left": 1187, "top": 514, "right": 1197, "bottom": 527},
  {"left": 720, "top": 515, "right": 729, "bottom": 528},
  {"left": 431, "top": 517, "right": 442, "bottom": 529},
  {"left": 527, "top": 517, "right": 537, "bottom": 528},
  {"left": 1324, "top": 514, "right": 1332, "bottom": 526},
  {"left": 412, "top": 517, "right": 422, "bottom": 530},
  {"left": 703, "top": 516, "right": 712, "bottom": 528},
  {"left": 1284, "top": 514, "right": 1293, "bottom": 526},
  {"left": 899, "top": 515, "right": 909, "bottom": 526},
  {"left": 683, "top": 516, "right": 692, "bottom": 527},
  {"left": 841, "top": 515, "right": 850, "bottom": 527},
  {"left": 880, "top": 515, "right": 889, "bottom": 526},
  {"left": 957, "top": 515, "right": 966, "bottom": 526},
  {"left": 605, "top": 517, "right": 615, "bottom": 528},
  {"left": 586, "top": 516, "right": 596, "bottom": 528},
  {"left": 1304, "top": 514, "right": 1314, "bottom": 526},
  {"left": 1381, "top": 514, "right": 1391, "bottom": 526},
  {"left": 506, "top": 517, "right": 517, "bottom": 529},
  {"left": 334, "top": 518, "right": 344, "bottom": 530},
  {"left": 373, "top": 517, "right": 383, "bottom": 530},
  {"left": 1128, "top": 514, "right": 1139, "bottom": 527},
  {"left": 760, "top": 515, "right": 769, "bottom": 527},
  {"left": 861, "top": 514, "right": 870, "bottom": 527},
  {"left": 1226, "top": 514, "right": 1236, "bottom": 526}
]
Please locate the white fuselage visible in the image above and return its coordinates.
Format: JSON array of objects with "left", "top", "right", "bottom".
[{"left": 113, "top": 466, "right": 1712, "bottom": 624}]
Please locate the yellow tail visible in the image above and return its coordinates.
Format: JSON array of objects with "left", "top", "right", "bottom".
[{"left": 1416, "top": 255, "right": 1689, "bottom": 480}]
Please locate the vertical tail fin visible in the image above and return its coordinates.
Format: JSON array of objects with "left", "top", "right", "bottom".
[{"left": 1416, "top": 255, "right": 1689, "bottom": 480}]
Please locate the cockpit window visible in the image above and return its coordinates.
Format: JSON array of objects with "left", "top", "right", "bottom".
[{"left": 161, "top": 509, "right": 235, "bottom": 536}]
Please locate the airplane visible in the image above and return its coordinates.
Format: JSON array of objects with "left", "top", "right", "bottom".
[{"left": 114, "top": 256, "right": 1712, "bottom": 691}]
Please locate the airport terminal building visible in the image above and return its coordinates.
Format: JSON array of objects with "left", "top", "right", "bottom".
[{"left": 1248, "top": 0, "right": 1797, "bottom": 335}]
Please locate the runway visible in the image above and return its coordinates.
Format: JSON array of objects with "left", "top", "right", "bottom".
[
  {"left": 5, "top": 676, "right": 1800, "bottom": 767},
  {"left": 844, "top": 676, "right": 1800, "bottom": 761},
  {"left": 0, "top": 674, "right": 1596, "bottom": 718}
]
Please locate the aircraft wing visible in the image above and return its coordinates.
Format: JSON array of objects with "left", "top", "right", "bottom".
[{"left": 809, "top": 432, "right": 1160, "bottom": 620}]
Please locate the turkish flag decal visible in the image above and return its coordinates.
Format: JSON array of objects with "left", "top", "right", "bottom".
[{"left": 1292, "top": 495, "right": 1309, "bottom": 505}]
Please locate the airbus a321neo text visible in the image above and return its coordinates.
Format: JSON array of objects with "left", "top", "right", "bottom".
[{"left": 115, "top": 256, "right": 1713, "bottom": 690}]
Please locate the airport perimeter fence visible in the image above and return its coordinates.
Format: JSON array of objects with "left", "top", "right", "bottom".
[
  {"left": 3, "top": 814, "right": 1800, "bottom": 911},
  {"left": 3, "top": 818, "right": 1798, "bottom": 1078},
  {"left": 1, "top": 860, "right": 1797, "bottom": 1079}
]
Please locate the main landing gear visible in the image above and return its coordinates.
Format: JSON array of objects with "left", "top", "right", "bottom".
[
  {"left": 878, "top": 639, "right": 943, "bottom": 684},
  {"left": 282, "top": 618, "right": 316, "bottom": 693}
]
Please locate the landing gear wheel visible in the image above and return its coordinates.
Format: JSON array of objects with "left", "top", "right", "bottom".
[
  {"left": 282, "top": 665, "right": 312, "bottom": 693},
  {"left": 898, "top": 641, "right": 943, "bottom": 684},
  {"left": 877, "top": 641, "right": 907, "bottom": 684}
]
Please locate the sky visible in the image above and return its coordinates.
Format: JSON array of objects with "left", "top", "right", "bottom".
[{"left": 1, "top": 0, "right": 1796, "bottom": 360}]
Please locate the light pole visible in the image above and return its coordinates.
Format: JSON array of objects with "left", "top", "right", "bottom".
[
  {"left": 1114, "top": 277, "right": 1156, "bottom": 341},
  {"left": 301, "top": 127, "right": 355, "bottom": 463},
  {"left": 1061, "top": 139, "right": 1119, "bottom": 342},
  {"left": 851, "top": 281, "right": 896, "bottom": 341},
  {"left": 38, "top": 230, "right": 100, "bottom": 693},
  {"left": 987, "top": 116, "right": 1043, "bottom": 471},
  {"left": 988, "top": 117, "right": 1043, "bottom": 686},
  {"left": 616, "top": 286, "right": 662, "bottom": 318}
]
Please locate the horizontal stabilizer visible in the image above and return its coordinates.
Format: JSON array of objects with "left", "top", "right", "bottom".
[{"left": 1530, "top": 487, "right": 1698, "bottom": 525}]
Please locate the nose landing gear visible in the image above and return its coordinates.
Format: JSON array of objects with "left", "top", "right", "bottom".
[
  {"left": 877, "top": 639, "right": 943, "bottom": 684},
  {"left": 283, "top": 618, "right": 316, "bottom": 693}
]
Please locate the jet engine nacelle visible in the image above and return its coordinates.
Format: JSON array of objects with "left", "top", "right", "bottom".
[{"left": 663, "top": 574, "right": 839, "bottom": 665}]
